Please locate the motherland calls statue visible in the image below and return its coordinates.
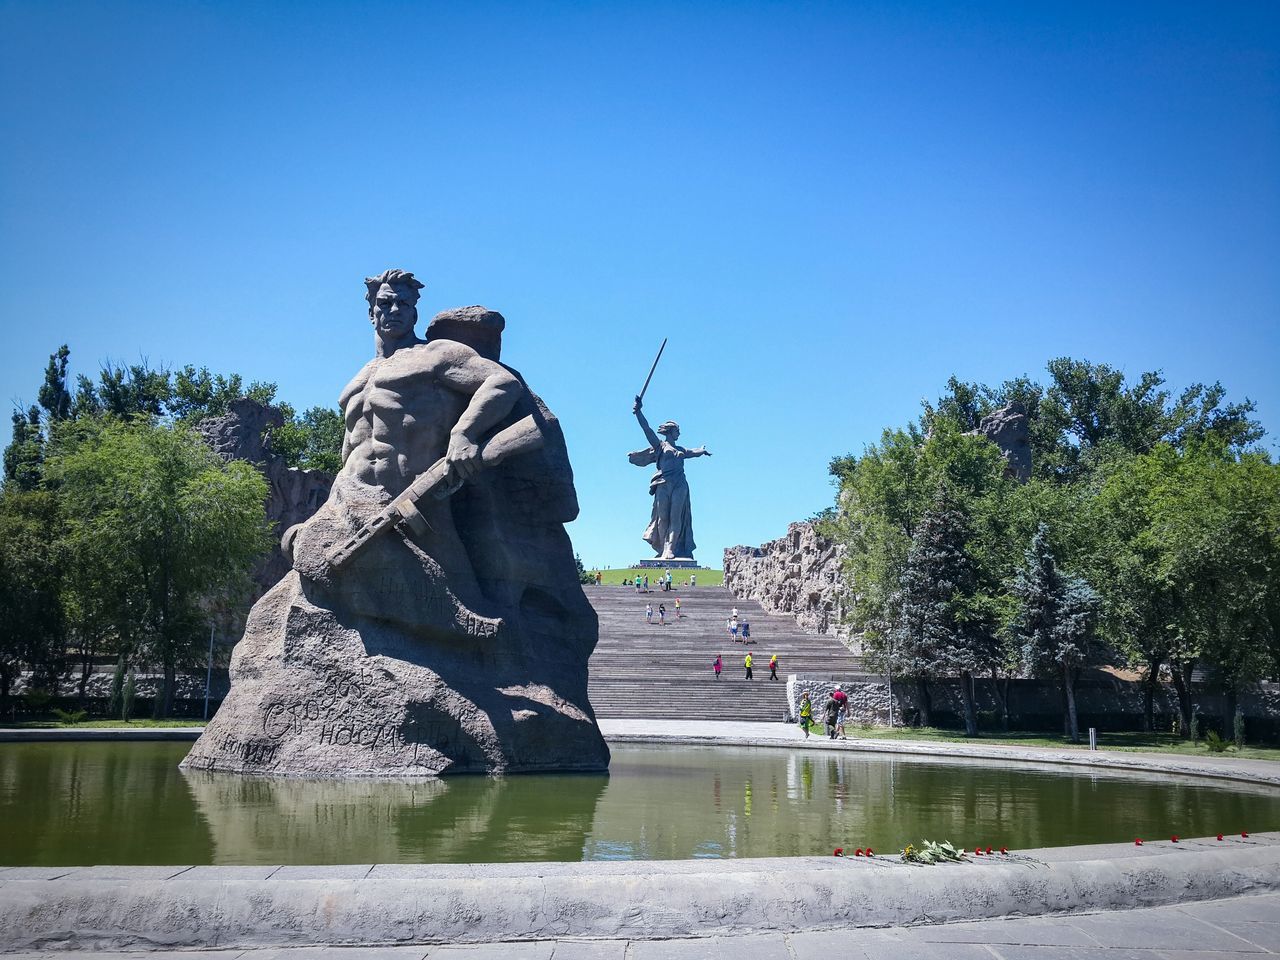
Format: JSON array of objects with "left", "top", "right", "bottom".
[
  {"left": 182, "top": 269, "right": 610, "bottom": 777},
  {"left": 628, "top": 395, "right": 710, "bottom": 562}
]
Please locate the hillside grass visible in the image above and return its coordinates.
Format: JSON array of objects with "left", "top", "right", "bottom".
[{"left": 587, "top": 567, "right": 724, "bottom": 587}]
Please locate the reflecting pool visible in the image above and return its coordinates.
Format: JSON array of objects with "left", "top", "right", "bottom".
[{"left": 0, "top": 741, "right": 1275, "bottom": 865}]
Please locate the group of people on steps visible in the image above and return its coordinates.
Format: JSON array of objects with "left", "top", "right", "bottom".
[{"left": 712, "top": 651, "right": 778, "bottom": 680}]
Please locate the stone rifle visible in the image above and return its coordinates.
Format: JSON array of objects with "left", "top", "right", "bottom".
[{"left": 325, "top": 414, "right": 545, "bottom": 571}]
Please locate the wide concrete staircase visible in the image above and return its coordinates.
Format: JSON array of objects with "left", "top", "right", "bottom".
[{"left": 586, "top": 585, "right": 867, "bottom": 721}]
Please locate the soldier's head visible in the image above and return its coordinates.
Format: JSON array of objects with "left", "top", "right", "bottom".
[
  {"left": 657, "top": 420, "right": 680, "bottom": 442},
  {"left": 364, "top": 269, "right": 425, "bottom": 344}
]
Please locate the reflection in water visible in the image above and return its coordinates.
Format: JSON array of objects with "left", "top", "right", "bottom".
[
  {"left": 0, "top": 741, "right": 1276, "bottom": 866},
  {"left": 184, "top": 766, "right": 609, "bottom": 864}
]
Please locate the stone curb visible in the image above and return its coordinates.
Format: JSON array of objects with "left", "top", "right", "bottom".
[
  {"left": 0, "top": 728, "right": 203, "bottom": 742},
  {"left": 1, "top": 836, "right": 1277, "bottom": 951}
]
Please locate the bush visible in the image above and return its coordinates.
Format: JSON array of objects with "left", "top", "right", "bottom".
[
  {"left": 121, "top": 671, "right": 136, "bottom": 721},
  {"left": 52, "top": 707, "right": 88, "bottom": 725},
  {"left": 1204, "top": 729, "right": 1228, "bottom": 753},
  {"left": 107, "top": 657, "right": 125, "bottom": 717}
]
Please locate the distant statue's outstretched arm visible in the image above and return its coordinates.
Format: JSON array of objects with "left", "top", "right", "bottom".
[{"left": 633, "top": 395, "right": 662, "bottom": 450}]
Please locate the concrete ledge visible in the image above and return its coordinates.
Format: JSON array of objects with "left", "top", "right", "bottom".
[
  {"left": 0, "top": 728, "right": 202, "bottom": 742},
  {"left": 1, "top": 835, "right": 1278, "bottom": 951}
]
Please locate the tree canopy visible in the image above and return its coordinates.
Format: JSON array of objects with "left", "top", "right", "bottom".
[{"left": 827, "top": 357, "right": 1276, "bottom": 738}]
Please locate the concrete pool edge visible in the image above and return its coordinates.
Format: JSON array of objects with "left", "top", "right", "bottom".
[
  {"left": 1, "top": 835, "right": 1278, "bottom": 951},
  {"left": 599, "top": 720, "right": 1280, "bottom": 789},
  {"left": 4, "top": 719, "right": 1279, "bottom": 789}
]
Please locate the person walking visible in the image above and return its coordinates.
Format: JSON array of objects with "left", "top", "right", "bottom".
[
  {"left": 741, "top": 621, "right": 751, "bottom": 644},
  {"left": 595, "top": 570, "right": 602, "bottom": 586},
  {"left": 674, "top": 597, "right": 682, "bottom": 619},
  {"left": 768, "top": 653, "right": 778, "bottom": 681},
  {"left": 744, "top": 651, "right": 753, "bottom": 680},
  {"left": 824, "top": 694, "right": 840, "bottom": 739},
  {"left": 799, "top": 692, "right": 813, "bottom": 737},
  {"left": 836, "top": 698, "right": 849, "bottom": 739},
  {"left": 690, "top": 573, "right": 696, "bottom": 588},
  {"left": 645, "top": 602, "right": 653, "bottom": 624},
  {"left": 727, "top": 616, "right": 739, "bottom": 642},
  {"left": 643, "top": 574, "right": 649, "bottom": 591},
  {"left": 658, "top": 602, "right": 666, "bottom": 625},
  {"left": 713, "top": 654, "right": 722, "bottom": 680}
]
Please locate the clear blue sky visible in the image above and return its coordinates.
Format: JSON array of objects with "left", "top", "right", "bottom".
[{"left": 2, "top": 1, "right": 1277, "bottom": 568}]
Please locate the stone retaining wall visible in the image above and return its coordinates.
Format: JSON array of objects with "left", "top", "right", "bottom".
[{"left": 786, "top": 674, "right": 1280, "bottom": 738}]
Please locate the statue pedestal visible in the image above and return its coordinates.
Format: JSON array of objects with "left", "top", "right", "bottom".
[{"left": 635, "top": 558, "right": 700, "bottom": 569}]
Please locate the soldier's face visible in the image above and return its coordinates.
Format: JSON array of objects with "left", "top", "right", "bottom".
[{"left": 371, "top": 283, "right": 418, "bottom": 339}]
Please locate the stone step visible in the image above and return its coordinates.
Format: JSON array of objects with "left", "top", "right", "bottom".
[{"left": 585, "top": 585, "right": 855, "bottom": 719}]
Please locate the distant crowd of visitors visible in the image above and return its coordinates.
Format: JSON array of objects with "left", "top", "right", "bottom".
[{"left": 621, "top": 570, "right": 696, "bottom": 591}]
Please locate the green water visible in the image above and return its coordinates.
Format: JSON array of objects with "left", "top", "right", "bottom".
[{"left": 0, "top": 741, "right": 1276, "bottom": 865}]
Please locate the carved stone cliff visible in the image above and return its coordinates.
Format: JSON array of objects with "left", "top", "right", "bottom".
[
  {"left": 198, "top": 398, "right": 334, "bottom": 597},
  {"left": 723, "top": 521, "right": 847, "bottom": 638},
  {"left": 968, "top": 400, "right": 1031, "bottom": 482}
]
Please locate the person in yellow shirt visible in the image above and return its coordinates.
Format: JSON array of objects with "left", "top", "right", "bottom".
[
  {"left": 799, "top": 692, "right": 813, "bottom": 737},
  {"left": 744, "top": 652, "right": 753, "bottom": 680}
]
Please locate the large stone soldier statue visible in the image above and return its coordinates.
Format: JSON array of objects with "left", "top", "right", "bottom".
[{"left": 183, "top": 270, "right": 609, "bottom": 777}]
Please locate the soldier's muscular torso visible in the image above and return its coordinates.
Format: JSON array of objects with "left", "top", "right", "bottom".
[{"left": 339, "top": 342, "right": 468, "bottom": 498}]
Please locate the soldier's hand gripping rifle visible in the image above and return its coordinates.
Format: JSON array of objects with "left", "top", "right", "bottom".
[{"left": 325, "top": 414, "right": 545, "bottom": 572}]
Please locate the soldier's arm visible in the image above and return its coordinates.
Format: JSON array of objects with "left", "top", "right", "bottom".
[
  {"left": 336, "top": 360, "right": 376, "bottom": 470},
  {"left": 432, "top": 343, "right": 523, "bottom": 481}
]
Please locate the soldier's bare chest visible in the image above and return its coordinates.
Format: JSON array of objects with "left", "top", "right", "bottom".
[{"left": 342, "top": 349, "right": 454, "bottom": 419}]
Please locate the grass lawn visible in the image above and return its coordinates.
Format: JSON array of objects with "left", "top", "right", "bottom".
[
  {"left": 588, "top": 567, "right": 724, "bottom": 587},
  {"left": 796, "top": 722, "right": 1280, "bottom": 761},
  {"left": 2, "top": 718, "right": 208, "bottom": 729}
]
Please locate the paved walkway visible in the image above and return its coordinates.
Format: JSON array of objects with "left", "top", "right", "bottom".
[{"left": 5, "top": 893, "right": 1279, "bottom": 958}]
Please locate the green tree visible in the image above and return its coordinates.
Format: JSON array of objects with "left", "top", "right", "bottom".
[
  {"left": 0, "top": 489, "right": 67, "bottom": 713},
  {"left": 1012, "top": 524, "right": 1099, "bottom": 742},
  {"left": 890, "top": 489, "right": 998, "bottom": 734},
  {"left": 95, "top": 360, "right": 173, "bottom": 418},
  {"left": 49, "top": 419, "right": 272, "bottom": 716},
  {"left": 37, "top": 344, "right": 73, "bottom": 423},
  {"left": 834, "top": 422, "right": 1012, "bottom": 726},
  {"left": 3, "top": 406, "right": 44, "bottom": 491},
  {"left": 1132, "top": 443, "right": 1280, "bottom": 733},
  {"left": 271, "top": 405, "right": 344, "bottom": 473}
]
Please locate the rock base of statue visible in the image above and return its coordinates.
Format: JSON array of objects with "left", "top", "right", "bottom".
[
  {"left": 635, "top": 558, "right": 700, "bottom": 569},
  {"left": 182, "top": 445, "right": 610, "bottom": 779}
]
